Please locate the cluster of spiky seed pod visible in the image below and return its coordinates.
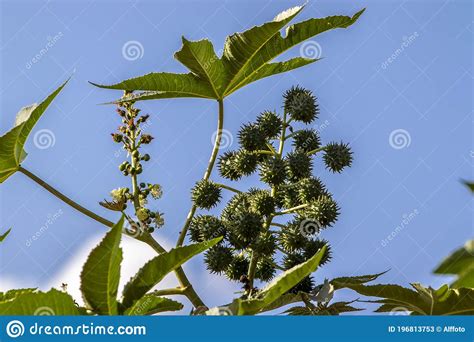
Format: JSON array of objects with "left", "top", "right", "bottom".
[
  {"left": 101, "top": 95, "right": 164, "bottom": 235},
  {"left": 189, "top": 86, "right": 353, "bottom": 295}
]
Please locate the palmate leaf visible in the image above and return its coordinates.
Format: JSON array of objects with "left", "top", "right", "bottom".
[
  {"left": 434, "top": 240, "right": 474, "bottom": 288},
  {"left": 121, "top": 237, "right": 221, "bottom": 308},
  {"left": 0, "top": 289, "right": 80, "bottom": 315},
  {"left": 0, "top": 81, "right": 68, "bottom": 183},
  {"left": 124, "top": 295, "right": 183, "bottom": 315},
  {"left": 91, "top": 5, "right": 364, "bottom": 102},
  {"left": 228, "top": 246, "right": 326, "bottom": 315},
  {"left": 80, "top": 216, "right": 124, "bottom": 315},
  {"left": 0, "top": 288, "right": 36, "bottom": 302},
  {"left": 346, "top": 282, "right": 474, "bottom": 315}
]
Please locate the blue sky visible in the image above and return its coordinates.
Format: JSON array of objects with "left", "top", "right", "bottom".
[{"left": 0, "top": 0, "right": 472, "bottom": 312}]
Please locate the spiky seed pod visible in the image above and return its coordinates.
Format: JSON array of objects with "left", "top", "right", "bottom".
[
  {"left": 188, "top": 215, "right": 226, "bottom": 243},
  {"left": 250, "top": 232, "right": 277, "bottom": 257},
  {"left": 300, "top": 195, "right": 339, "bottom": 228},
  {"left": 191, "top": 180, "right": 222, "bottom": 209},
  {"left": 286, "top": 151, "right": 313, "bottom": 181},
  {"left": 221, "top": 193, "right": 250, "bottom": 221},
  {"left": 218, "top": 151, "right": 242, "bottom": 181},
  {"left": 292, "top": 129, "right": 321, "bottom": 152},
  {"left": 238, "top": 123, "right": 266, "bottom": 151},
  {"left": 255, "top": 257, "right": 276, "bottom": 282},
  {"left": 234, "top": 150, "right": 259, "bottom": 176},
  {"left": 303, "top": 239, "right": 332, "bottom": 266},
  {"left": 259, "top": 157, "right": 287, "bottom": 186},
  {"left": 256, "top": 110, "right": 282, "bottom": 139},
  {"left": 323, "top": 142, "right": 353, "bottom": 173},
  {"left": 248, "top": 189, "right": 275, "bottom": 216},
  {"left": 289, "top": 276, "right": 315, "bottom": 294},
  {"left": 204, "top": 245, "right": 234, "bottom": 274},
  {"left": 226, "top": 212, "right": 263, "bottom": 250},
  {"left": 225, "top": 254, "right": 250, "bottom": 281},
  {"left": 279, "top": 220, "right": 310, "bottom": 252},
  {"left": 297, "top": 177, "right": 327, "bottom": 204},
  {"left": 283, "top": 186, "right": 302, "bottom": 209},
  {"left": 283, "top": 86, "right": 319, "bottom": 124}
]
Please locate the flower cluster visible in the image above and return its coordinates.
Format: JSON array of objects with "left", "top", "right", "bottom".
[
  {"left": 188, "top": 86, "right": 353, "bottom": 296},
  {"left": 100, "top": 95, "right": 164, "bottom": 235}
]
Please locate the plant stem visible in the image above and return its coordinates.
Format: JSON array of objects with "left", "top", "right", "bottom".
[
  {"left": 176, "top": 99, "right": 224, "bottom": 247},
  {"left": 152, "top": 287, "right": 188, "bottom": 296},
  {"left": 275, "top": 203, "right": 309, "bottom": 215},
  {"left": 307, "top": 146, "right": 327, "bottom": 156},
  {"left": 19, "top": 166, "right": 206, "bottom": 308},
  {"left": 215, "top": 183, "right": 241, "bottom": 193},
  {"left": 18, "top": 166, "right": 114, "bottom": 227}
]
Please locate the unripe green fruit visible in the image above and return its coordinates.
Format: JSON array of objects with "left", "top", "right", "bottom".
[
  {"left": 283, "top": 86, "right": 319, "bottom": 124},
  {"left": 259, "top": 157, "right": 287, "bottom": 186},
  {"left": 188, "top": 215, "right": 226, "bottom": 243},
  {"left": 286, "top": 151, "right": 313, "bottom": 181},
  {"left": 140, "top": 182, "right": 146, "bottom": 188},
  {"left": 234, "top": 150, "right": 259, "bottom": 176},
  {"left": 279, "top": 220, "right": 310, "bottom": 252},
  {"left": 255, "top": 257, "right": 276, "bottom": 281},
  {"left": 225, "top": 254, "right": 249, "bottom": 281},
  {"left": 323, "top": 142, "right": 353, "bottom": 173},
  {"left": 142, "top": 154, "right": 150, "bottom": 161},
  {"left": 226, "top": 211, "right": 263, "bottom": 249},
  {"left": 218, "top": 151, "right": 242, "bottom": 181},
  {"left": 205, "top": 245, "right": 233, "bottom": 274},
  {"left": 304, "top": 239, "right": 332, "bottom": 266},
  {"left": 250, "top": 232, "right": 276, "bottom": 257},
  {"left": 238, "top": 123, "right": 266, "bottom": 151},
  {"left": 256, "top": 110, "right": 282, "bottom": 140},
  {"left": 248, "top": 189, "right": 275, "bottom": 216},
  {"left": 300, "top": 195, "right": 339, "bottom": 228},
  {"left": 191, "top": 180, "right": 222, "bottom": 210},
  {"left": 297, "top": 177, "right": 326, "bottom": 204},
  {"left": 292, "top": 129, "right": 321, "bottom": 152}
]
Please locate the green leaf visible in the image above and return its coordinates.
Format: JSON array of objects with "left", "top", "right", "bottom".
[
  {"left": 121, "top": 237, "right": 221, "bottom": 308},
  {"left": 230, "top": 246, "right": 327, "bottom": 315},
  {"left": 346, "top": 282, "right": 474, "bottom": 315},
  {"left": 0, "top": 289, "right": 80, "bottom": 315},
  {"left": 0, "top": 81, "right": 68, "bottom": 183},
  {"left": 80, "top": 216, "right": 124, "bottom": 315},
  {"left": 434, "top": 240, "right": 474, "bottom": 288},
  {"left": 91, "top": 5, "right": 364, "bottom": 102},
  {"left": 0, "top": 288, "right": 36, "bottom": 302},
  {"left": 0, "top": 228, "right": 11, "bottom": 242},
  {"left": 124, "top": 295, "right": 183, "bottom": 315},
  {"left": 330, "top": 271, "right": 387, "bottom": 290}
]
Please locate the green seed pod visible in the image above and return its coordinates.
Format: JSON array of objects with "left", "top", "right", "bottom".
[
  {"left": 292, "top": 129, "right": 321, "bottom": 152},
  {"left": 286, "top": 151, "right": 313, "bottom": 181},
  {"left": 259, "top": 157, "right": 287, "bottom": 186},
  {"left": 297, "top": 177, "right": 326, "bottom": 204},
  {"left": 289, "top": 276, "right": 314, "bottom": 294},
  {"left": 139, "top": 182, "right": 146, "bottom": 188},
  {"left": 300, "top": 195, "right": 339, "bottom": 228},
  {"left": 142, "top": 154, "right": 150, "bottom": 161},
  {"left": 283, "top": 186, "right": 302, "bottom": 209},
  {"left": 204, "top": 245, "right": 234, "bottom": 274},
  {"left": 188, "top": 215, "right": 226, "bottom": 243},
  {"left": 238, "top": 123, "right": 266, "bottom": 151},
  {"left": 255, "top": 257, "right": 276, "bottom": 282},
  {"left": 248, "top": 189, "right": 275, "bottom": 216},
  {"left": 225, "top": 254, "right": 250, "bottom": 281},
  {"left": 279, "top": 220, "right": 310, "bottom": 252},
  {"left": 234, "top": 150, "right": 259, "bottom": 176},
  {"left": 323, "top": 142, "right": 353, "bottom": 173},
  {"left": 191, "top": 180, "right": 222, "bottom": 210},
  {"left": 256, "top": 110, "right": 282, "bottom": 140},
  {"left": 140, "top": 134, "right": 154, "bottom": 144},
  {"left": 111, "top": 133, "right": 123, "bottom": 143},
  {"left": 119, "top": 162, "right": 127, "bottom": 171},
  {"left": 250, "top": 232, "right": 276, "bottom": 257},
  {"left": 226, "top": 211, "right": 263, "bottom": 250},
  {"left": 283, "top": 86, "right": 319, "bottom": 124},
  {"left": 218, "top": 151, "right": 242, "bottom": 181},
  {"left": 221, "top": 193, "right": 250, "bottom": 221},
  {"left": 303, "top": 239, "right": 332, "bottom": 266}
]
